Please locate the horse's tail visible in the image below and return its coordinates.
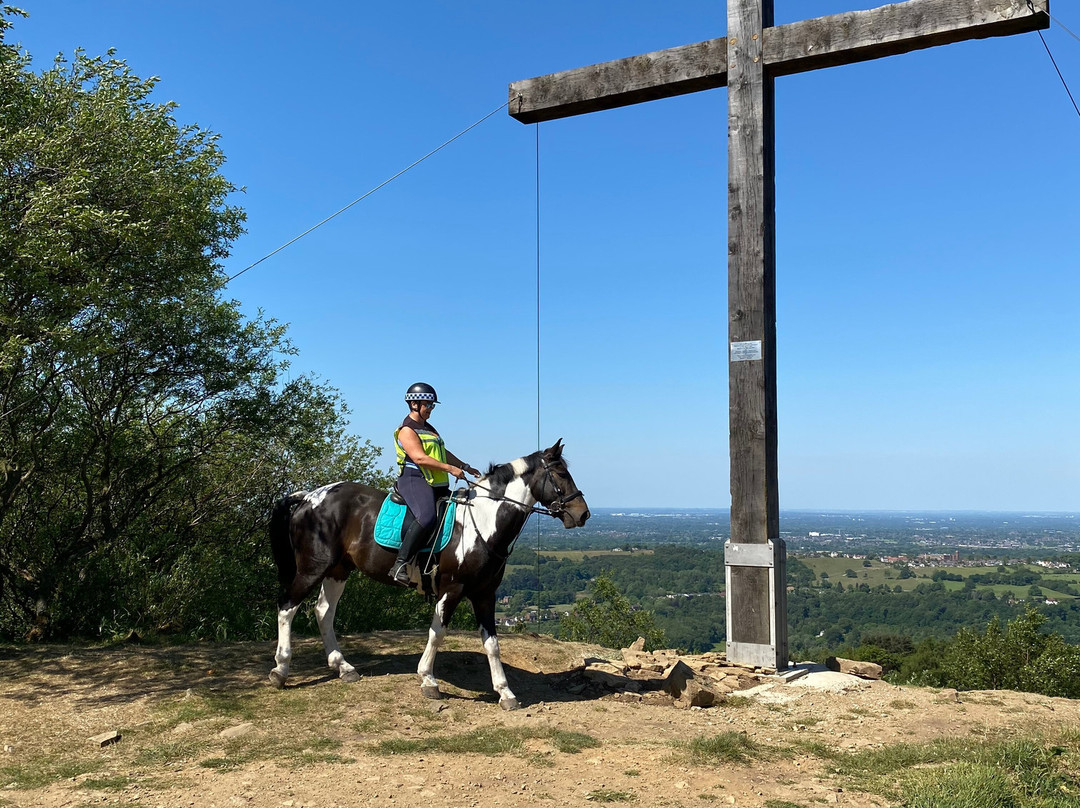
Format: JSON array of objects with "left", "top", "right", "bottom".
[{"left": 269, "top": 491, "right": 307, "bottom": 593}]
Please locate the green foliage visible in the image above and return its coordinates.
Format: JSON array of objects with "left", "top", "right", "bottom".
[
  {"left": 941, "top": 608, "right": 1080, "bottom": 697},
  {"left": 557, "top": 574, "right": 666, "bottom": 651},
  {"left": 0, "top": 11, "right": 393, "bottom": 642}
]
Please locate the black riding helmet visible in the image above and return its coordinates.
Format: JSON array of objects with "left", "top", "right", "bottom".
[{"left": 404, "top": 382, "right": 439, "bottom": 404}]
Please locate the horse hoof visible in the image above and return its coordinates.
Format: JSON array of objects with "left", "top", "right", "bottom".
[
  {"left": 500, "top": 697, "right": 521, "bottom": 711},
  {"left": 267, "top": 671, "right": 286, "bottom": 689},
  {"left": 340, "top": 669, "right": 361, "bottom": 683},
  {"left": 421, "top": 685, "right": 442, "bottom": 700}
]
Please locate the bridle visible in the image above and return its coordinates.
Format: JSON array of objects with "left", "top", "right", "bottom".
[
  {"left": 456, "top": 456, "right": 585, "bottom": 563},
  {"left": 537, "top": 457, "right": 586, "bottom": 519},
  {"left": 462, "top": 457, "right": 585, "bottom": 519}
]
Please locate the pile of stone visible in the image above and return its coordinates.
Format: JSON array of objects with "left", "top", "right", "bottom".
[{"left": 553, "top": 637, "right": 767, "bottom": 709}]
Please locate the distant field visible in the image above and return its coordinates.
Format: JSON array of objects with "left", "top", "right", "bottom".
[
  {"left": 798, "top": 557, "right": 1077, "bottom": 600},
  {"left": 539, "top": 549, "right": 656, "bottom": 562}
]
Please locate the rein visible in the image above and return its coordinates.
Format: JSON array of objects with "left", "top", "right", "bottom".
[
  {"left": 462, "top": 458, "right": 585, "bottom": 519},
  {"left": 455, "top": 458, "right": 585, "bottom": 562}
]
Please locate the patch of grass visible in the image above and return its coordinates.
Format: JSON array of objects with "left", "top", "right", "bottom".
[
  {"left": 698, "top": 795, "right": 718, "bottom": 802},
  {"left": 793, "top": 716, "right": 821, "bottom": 727},
  {"left": 161, "top": 690, "right": 258, "bottom": 726},
  {"left": 719, "top": 695, "right": 754, "bottom": 708},
  {"left": 353, "top": 717, "right": 386, "bottom": 734},
  {"left": 798, "top": 734, "right": 1080, "bottom": 807},
  {"left": 624, "top": 769, "right": 641, "bottom": 777},
  {"left": 889, "top": 699, "right": 916, "bottom": 709},
  {"left": 764, "top": 802, "right": 806, "bottom": 808},
  {"left": 0, "top": 757, "right": 103, "bottom": 789},
  {"left": 900, "top": 762, "right": 1017, "bottom": 808},
  {"left": 135, "top": 737, "right": 211, "bottom": 767},
  {"left": 586, "top": 789, "right": 635, "bottom": 802},
  {"left": 371, "top": 726, "right": 600, "bottom": 757},
  {"left": 80, "top": 774, "right": 133, "bottom": 790},
  {"left": 683, "top": 732, "right": 759, "bottom": 765},
  {"left": 848, "top": 707, "right": 872, "bottom": 716},
  {"left": 550, "top": 730, "right": 602, "bottom": 754}
]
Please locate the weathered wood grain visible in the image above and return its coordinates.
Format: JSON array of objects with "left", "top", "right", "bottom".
[
  {"left": 508, "top": 0, "right": 1047, "bottom": 123},
  {"left": 725, "top": 0, "right": 785, "bottom": 670},
  {"left": 509, "top": 38, "right": 729, "bottom": 124},
  {"left": 767, "top": 0, "right": 1050, "bottom": 76},
  {"left": 727, "top": 0, "right": 777, "bottom": 552}
]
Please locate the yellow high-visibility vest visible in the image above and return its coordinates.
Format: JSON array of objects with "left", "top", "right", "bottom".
[{"left": 395, "top": 423, "right": 449, "bottom": 486}]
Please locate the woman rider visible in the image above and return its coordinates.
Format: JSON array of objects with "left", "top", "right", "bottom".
[{"left": 391, "top": 382, "right": 481, "bottom": 584}]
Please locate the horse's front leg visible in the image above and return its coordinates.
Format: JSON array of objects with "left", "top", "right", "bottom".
[
  {"left": 315, "top": 576, "right": 359, "bottom": 682},
  {"left": 417, "top": 589, "right": 461, "bottom": 700},
  {"left": 472, "top": 594, "right": 520, "bottom": 711}
]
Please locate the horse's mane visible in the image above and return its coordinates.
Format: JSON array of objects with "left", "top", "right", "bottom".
[{"left": 483, "top": 450, "right": 542, "bottom": 485}]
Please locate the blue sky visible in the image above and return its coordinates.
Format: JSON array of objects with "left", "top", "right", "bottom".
[{"left": 12, "top": 1, "right": 1079, "bottom": 510}]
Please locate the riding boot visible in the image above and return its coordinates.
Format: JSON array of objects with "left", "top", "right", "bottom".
[{"left": 390, "top": 519, "right": 429, "bottom": 585}]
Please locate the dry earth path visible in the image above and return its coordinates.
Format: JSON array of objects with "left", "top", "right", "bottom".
[{"left": 0, "top": 631, "right": 1076, "bottom": 808}]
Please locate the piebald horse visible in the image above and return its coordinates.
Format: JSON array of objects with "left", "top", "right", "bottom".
[{"left": 268, "top": 439, "right": 589, "bottom": 710}]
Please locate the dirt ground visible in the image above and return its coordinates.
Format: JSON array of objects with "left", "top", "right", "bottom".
[{"left": 0, "top": 631, "right": 1076, "bottom": 808}]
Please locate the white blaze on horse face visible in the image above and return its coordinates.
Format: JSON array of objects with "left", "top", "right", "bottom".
[{"left": 303, "top": 482, "right": 341, "bottom": 509}]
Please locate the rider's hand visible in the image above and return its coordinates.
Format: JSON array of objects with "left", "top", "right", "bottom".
[
  {"left": 464, "top": 465, "right": 481, "bottom": 477},
  {"left": 450, "top": 466, "right": 466, "bottom": 480}
]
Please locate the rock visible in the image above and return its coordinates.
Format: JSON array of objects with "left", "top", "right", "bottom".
[
  {"left": 583, "top": 668, "right": 628, "bottom": 689},
  {"left": 586, "top": 661, "right": 627, "bottom": 676},
  {"left": 677, "top": 679, "right": 717, "bottom": 708},
  {"left": 219, "top": 723, "right": 254, "bottom": 739},
  {"left": 663, "top": 660, "right": 697, "bottom": 699},
  {"left": 934, "top": 688, "right": 961, "bottom": 703},
  {"left": 89, "top": 731, "right": 121, "bottom": 748},
  {"left": 825, "top": 657, "right": 882, "bottom": 680},
  {"left": 628, "top": 637, "right": 646, "bottom": 652}
]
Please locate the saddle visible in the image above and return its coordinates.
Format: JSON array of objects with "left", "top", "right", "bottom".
[{"left": 373, "top": 488, "right": 462, "bottom": 593}]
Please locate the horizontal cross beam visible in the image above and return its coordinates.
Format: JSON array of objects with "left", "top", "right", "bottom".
[{"left": 509, "top": 0, "right": 1049, "bottom": 123}]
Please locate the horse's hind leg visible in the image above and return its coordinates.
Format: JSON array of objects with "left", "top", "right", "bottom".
[
  {"left": 270, "top": 562, "right": 334, "bottom": 687},
  {"left": 315, "top": 575, "right": 359, "bottom": 682},
  {"left": 270, "top": 603, "right": 300, "bottom": 688},
  {"left": 417, "top": 590, "right": 461, "bottom": 700},
  {"left": 473, "top": 594, "right": 521, "bottom": 711}
]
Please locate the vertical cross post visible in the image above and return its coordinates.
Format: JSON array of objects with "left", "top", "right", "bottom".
[
  {"left": 724, "top": 0, "right": 786, "bottom": 670},
  {"left": 507, "top": 0, "right": 1049, "bottom": 674}
]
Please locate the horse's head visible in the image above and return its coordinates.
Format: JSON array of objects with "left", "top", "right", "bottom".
[{"left": 535, "top": 439, "right": 590, "bottom": 529}]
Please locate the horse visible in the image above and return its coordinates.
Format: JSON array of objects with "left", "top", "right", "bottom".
[{"left": 267, "top": 439, "right": 589, "bottom": 710}]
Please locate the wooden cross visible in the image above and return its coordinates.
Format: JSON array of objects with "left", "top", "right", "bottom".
[{"left": 508, "top": 0, "right": 1049, "bottom": 670}]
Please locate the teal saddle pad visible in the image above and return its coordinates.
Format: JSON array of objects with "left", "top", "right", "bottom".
[{"left": 373, "top": 496, "right": 456, "bottom": 554}]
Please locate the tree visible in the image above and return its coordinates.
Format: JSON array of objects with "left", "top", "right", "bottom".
[
  {"left": 558, "top": 574, "right": 666, "bottom": 651},
  {"left": 941, "top": 608, "right": 1080, "bottom": 697},
  {"left": 0, "top": 10, "right": 391, "bottom": 640}
]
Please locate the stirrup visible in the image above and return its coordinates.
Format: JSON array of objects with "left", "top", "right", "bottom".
[{"left": 390, "top": 562, "right": 411, "bottom": 585}]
